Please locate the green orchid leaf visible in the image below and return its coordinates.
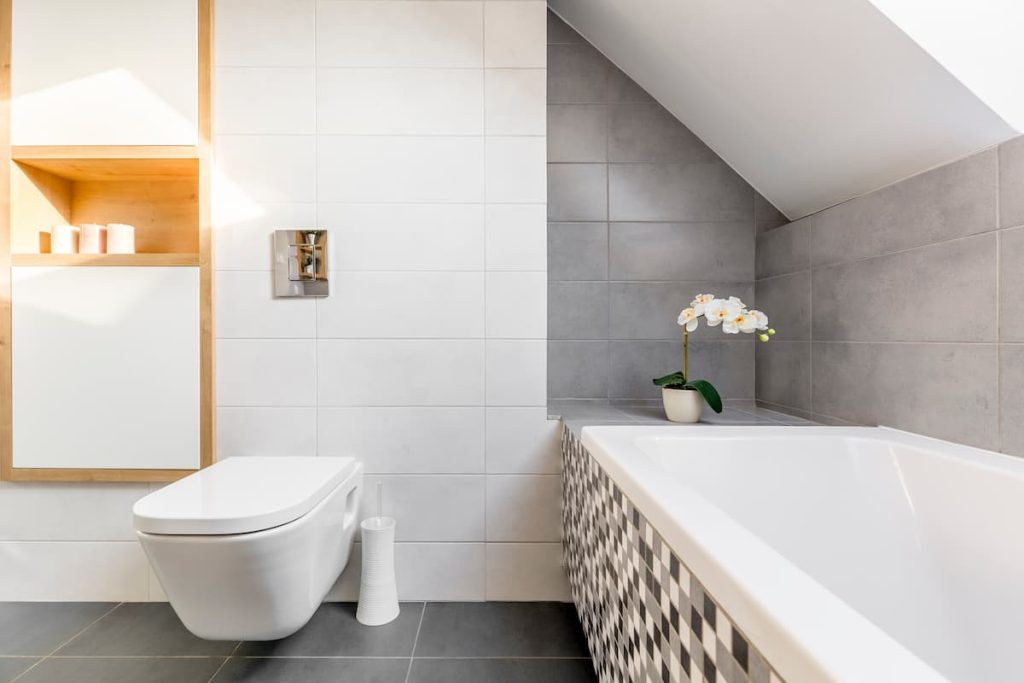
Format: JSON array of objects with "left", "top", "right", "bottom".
[
  {"left": 684, "top": 379, "right": 723, "bottom": 413},
  {"left": 652, "top": 371, "right": 686, "bottom": 387}
]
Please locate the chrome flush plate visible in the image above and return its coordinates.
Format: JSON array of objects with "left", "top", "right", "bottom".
[{"left": 274, "top": 229, "right": 329, "bottom": 297}]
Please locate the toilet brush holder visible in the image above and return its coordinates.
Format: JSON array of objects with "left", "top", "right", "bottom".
[{"left": 356, "top": 516, "right": 399, "bottom": 626}]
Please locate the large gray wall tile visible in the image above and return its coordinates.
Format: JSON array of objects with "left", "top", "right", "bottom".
[
  {"left": 547, "top": 104, "right": 606, "bottom": 163},
  {"left": 1000, "top": 345, "right": 1024, "bottom": 456},
  {"left": 547, "top": 222, "right": 607, "bottom": 281},
  {"left": 755, "top": 218, "right": 810, "bottom": 279},
  {"left": 547, "top": 45, "right": 608, "bottom": 104},
  {"left": 609, "top": 162, "right": 753, "bottom": 222},
  {"left": 755, "top": 271, "right": 810, "bottom": 341},
  {"left": 547, "top": 164, "right": 607, "bottom": 221},
  {"left": 609, "top": 222, "right": 753, "bottom": 281},
  {"left": 812, "top": 342, "right": 999, "bottom": 450},
  {"left": 607, "top": 103, "right": 717, "bottom": 163},
  {"left": 812, "top": 234, "right": 997, "bottom": 342},
  {"left": 548, "top": 282, "right": 609, "bottom": 340},
  {"left": 609, "top": 341, "right": 753, "bottom": 399},
  {"left": 548, "top": 341, "right": 608, "bottom": 399},
  {"left": 756, "top": 341, "right": 810, "bottom": 410},
  {"left": 609, "top": 281, "right": 754, "bottom": 341},
  {"left": 811, "top": 149, "right": 998, "bottom": 267},
  {"left": 755, "top": 193, "right": 787, "bottom": 223},
  {"left": 999, "top": 226, "right": 1024, "bottom": 341},
  {"left": 999, "top": 136, "right": 1024, "bottom": 229},
  {"left": 547, "top": 10, "right": 584, "bottom": 45},
  {"left": 606, "top": 67, "right": 655, "bottom": 104},
  {"left": 547, "top": 21, "right": 758, "bottom": 404}
]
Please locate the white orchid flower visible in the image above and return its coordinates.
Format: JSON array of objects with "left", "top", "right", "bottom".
[
  {"left": 704, "top": 298, "right": 741, "bottom": 327},
  {"left": 728, "top": 296, "right": 747, "bottom": 309},
  {"left": 689, "top": 293, "right": 715, "bottom": 315},
  {"left": 738, "top": 311, "right": 760, "bottom": 333},
  {"left": 677, "top": 307, "right": 700, "bottom": 332},
  {"left": 748, "top": 309, "right": 769, "bottom": 330},
  {"left": 722, "top": 310, "right": 759, "bottom": 334}
]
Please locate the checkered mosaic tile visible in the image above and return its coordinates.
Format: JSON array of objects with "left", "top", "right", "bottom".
[{"left": 562, "top": 427, "right": 785, "bottom": 683}]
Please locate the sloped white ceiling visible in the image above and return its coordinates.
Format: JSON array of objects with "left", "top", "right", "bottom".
[{"left": 550, "top": 0, "right": 1019, "bottom": 219}]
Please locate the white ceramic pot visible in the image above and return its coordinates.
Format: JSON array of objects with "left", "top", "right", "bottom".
[{"left": 662, "top": 387, "right": 702, "bottom": 423}]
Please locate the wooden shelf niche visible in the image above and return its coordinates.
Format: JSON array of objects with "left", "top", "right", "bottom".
[{"left": 11, "top": 145, "right": 200, "bottom": 260}]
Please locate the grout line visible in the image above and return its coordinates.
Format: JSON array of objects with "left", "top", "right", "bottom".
[
  {"left": 808, "top": 219, "right": 814, "bottom": 414},
  {"left": 216, "top": 132, "right": 545, "bottom": 139},
  {"left": 312, "top": 0, "right": 321, "bottom": 457},
  {"left": 10, "top": 602, "right": 123, "bottom": 683},
  {"left": 404, "top": 602, "right": 428, "bottom": 683},
  {"left": 808, "top": 226, "right": 1001, "bottom": 272},
  {"left": 8, "top": 654, "right": 596, "bottom": 661},
  {"left": 481, "top": 2, "right": 489, "bottom": 565},
  {"left": 215, "top": 65, "right": 546, "bottom": 72},
  {"left": 604, "top": 86, "right": 611, "bottom": 403},
  {"left": 170, "top": 655, "right": 595, "bottom": 661},
  {"left": 205, "top": 641, "right": 242, "bottom": 683},
  {"left": 996, "top": 154, "right": 1002, "bottom": 453}
]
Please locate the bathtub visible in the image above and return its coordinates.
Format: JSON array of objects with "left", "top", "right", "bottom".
[{"left": 565, "top": 425, "right": 1024, "bottom": 683}]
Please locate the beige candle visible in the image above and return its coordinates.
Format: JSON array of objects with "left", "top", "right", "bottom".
[
  {"left": 106, "top": 223, "right": 136, "bottom": 254},
  {"left": 50, "top": 225, "right": 79, "bottom": 254},
  {"left": 79, "top": 223, "right": 107, "bottom": 254}
]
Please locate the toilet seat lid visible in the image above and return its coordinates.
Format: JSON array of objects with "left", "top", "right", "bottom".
[{"left": 133, "top": 456, "right": 358, "bottom": 535}]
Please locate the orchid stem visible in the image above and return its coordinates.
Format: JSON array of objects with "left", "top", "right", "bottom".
[{"left": 683, "top": 328, "right": 688, "bottom": 381}]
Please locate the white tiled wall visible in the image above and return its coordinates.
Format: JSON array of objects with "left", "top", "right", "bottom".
[
  {"left": 0, "top": 0, "right": 558, "bottom": 603},
  {"left": 212, "top": 0, "right": 563, "bottom": 602}
]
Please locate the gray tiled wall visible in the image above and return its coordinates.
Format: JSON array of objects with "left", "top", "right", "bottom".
[
  {"left": 756, "top": 137, "right": 1024, "bottom": 456},
  {"left": 547, "top": 11, "right": 781, "bottom": 402}
]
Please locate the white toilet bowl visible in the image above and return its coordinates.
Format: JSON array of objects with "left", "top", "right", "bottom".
[{"left": 133, "top": 456, "right": 363, "bottom": 641}]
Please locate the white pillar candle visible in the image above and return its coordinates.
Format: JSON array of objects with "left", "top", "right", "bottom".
[
  {"left": 106, "top": 223, "right": 136, "bottom": 254},
  {"left": 79, "top": 223, "right": 107, "bottom": 254},
  {"left": 50, "top": 225, "right": 79, "bottom": 254}
]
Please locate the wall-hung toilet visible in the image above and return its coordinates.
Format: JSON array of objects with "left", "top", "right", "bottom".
[{"left": 133, "top": 456, "right": 363, "bottom": 641}]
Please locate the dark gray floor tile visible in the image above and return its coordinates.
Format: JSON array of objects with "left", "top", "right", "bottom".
[
  {"left": 415, "top": 603, "right": 589, "bottom": 657},
  {"left": 56, "top": 603, "right": 236, "bottom": 657},
  {"left": 0, "top": 657, "right": 38, "bottom": 683},
  {"left": 409, "top": 658, "right": 596, "bottom": 683},
  {"left": 18, "top": 657, "right": 223, "bottom": 683},
  {"left": 236, "top": 602, "right": 423, "bottom": 657},
  {"left": 213, "top": 657, "right": 409, "bottom": 683},
  {"left": 0, "top": 603, "right": 115, "bottom": 655}
]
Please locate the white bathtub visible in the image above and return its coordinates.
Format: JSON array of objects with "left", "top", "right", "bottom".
[{"left": 580, "top": 425, "right": 1024, "bottom": 683}]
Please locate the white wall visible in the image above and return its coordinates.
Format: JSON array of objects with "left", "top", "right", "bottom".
[
  {"left": 0, "top": 0, "right": 558, "bottom": 603},
  {"left": 213, "top": 0, "right": 562, "bottom": 601}
]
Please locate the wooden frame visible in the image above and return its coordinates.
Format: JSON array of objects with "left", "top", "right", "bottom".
[{"left": 0, "top": 0, "right": 215, "bottom": 482}]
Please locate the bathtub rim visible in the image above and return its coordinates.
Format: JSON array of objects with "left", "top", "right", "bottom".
[{"left": 578, "top": 424, "right": 962, "bottom": 683}]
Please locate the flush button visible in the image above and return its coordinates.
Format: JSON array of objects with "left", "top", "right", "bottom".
[{"left": 275, "top": 229, "right": 329, "bottom": 297}]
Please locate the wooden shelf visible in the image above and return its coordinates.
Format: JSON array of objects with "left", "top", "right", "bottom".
[
  {"left": 10, "top": 147, "right": 200, "bottom": 255},
  {"left": 13, "top": 145, "right": 200, "bottom": 159},
  {"left": 12, "top": 253, "right": 199, "bottom": 267},
  {"left": 12, "top": 146, "right": 199, "bottom": 181}
]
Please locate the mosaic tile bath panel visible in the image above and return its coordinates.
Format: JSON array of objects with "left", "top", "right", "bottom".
[{"left": 561, "top": 427, "right": 785, "bottom": 683}]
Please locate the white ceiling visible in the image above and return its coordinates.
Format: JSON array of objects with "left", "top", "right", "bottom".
[{"left": 550, "top": 0, "right": 1020, "bottom": 220}]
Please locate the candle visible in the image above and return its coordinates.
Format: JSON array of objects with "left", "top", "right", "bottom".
[
  {"left": 106, "top": 223, "right": 136, "bottom": 254},
  {"left": 51, "top": 225, "right": 79, "bottom": 254},
  {"left": 79, "top": 223, "right": 107, "bottom": 254}
]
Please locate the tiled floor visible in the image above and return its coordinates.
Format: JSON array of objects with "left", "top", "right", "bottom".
[{"left": 0, "top": 602, "right": 596, "bottom": 683}]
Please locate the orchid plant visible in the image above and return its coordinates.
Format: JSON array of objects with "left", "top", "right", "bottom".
[{"left": 652, "top": 294, "right": 775, "bottom": 412}]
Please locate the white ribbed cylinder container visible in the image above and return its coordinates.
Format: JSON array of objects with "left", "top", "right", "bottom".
[{"left": 356, "top": 517, "right": 399, "bottom": 626}]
